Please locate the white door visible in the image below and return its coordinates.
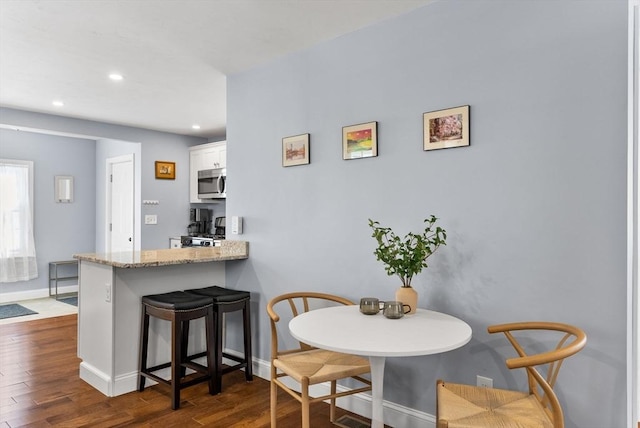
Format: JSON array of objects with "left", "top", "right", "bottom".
[{"left": 106, "top": 154, "right": 134, "bottom": 253}]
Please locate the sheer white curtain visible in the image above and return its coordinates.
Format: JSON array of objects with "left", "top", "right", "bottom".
[{"left": 0, "top": 159, "right": 38, "bottom": 282}]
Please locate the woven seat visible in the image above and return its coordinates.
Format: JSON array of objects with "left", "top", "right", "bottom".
[
  {"left": 436, "top": 322, "right": 587, "bottom": 428},
  {"left": 267, "top": 292, "right": 371, "bottom": 428},
  {"left": 437, "top": 381, "right": 552, "bottom": 427},
  {"left": 274, "top": 348, "right": 370, "bottom": 385}
]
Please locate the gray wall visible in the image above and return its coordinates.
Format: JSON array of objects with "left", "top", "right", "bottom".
[
  {"left": 226, "top": 1, "right": 628, "bottom": 427},
  {"left": 0, "top": 108, "right": 208, "bottom": 297},
  {"left": 0, "top": 129, "right": 96, "bottom": 296}
]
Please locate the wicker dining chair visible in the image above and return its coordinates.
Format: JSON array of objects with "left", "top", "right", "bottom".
[
  {"left": 266, "top": 292, "right": 372, "bottom": 428},
  {"left": 436, "top": 321, "right": 586, "bottom": 428}
]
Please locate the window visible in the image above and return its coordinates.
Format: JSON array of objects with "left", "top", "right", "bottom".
[{"left": 0, "top": 159, "right": 38, "bottom": 282}]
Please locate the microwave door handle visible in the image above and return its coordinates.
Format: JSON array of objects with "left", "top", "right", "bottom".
[{"left": 217, "top": 175, "right": 223, "bottom": 194}]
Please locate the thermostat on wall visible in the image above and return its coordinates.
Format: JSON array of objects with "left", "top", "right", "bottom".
[{"left": 231, "top": 216, "right": 243, "bottom": 235}]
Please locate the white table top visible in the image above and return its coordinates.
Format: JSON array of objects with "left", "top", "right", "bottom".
[{"left": 289, "top": 306, "right": 472, "bottom": 358}]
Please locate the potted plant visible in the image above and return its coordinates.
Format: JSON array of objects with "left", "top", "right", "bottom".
[{"left": 368, "top": 215, "right": 446, "bottom": 314}]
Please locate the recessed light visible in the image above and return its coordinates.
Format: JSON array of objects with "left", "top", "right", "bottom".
[
  {"left": 109, "top": 73, "right": 123, "bottom": 81},
  {"left": 52, "top": 100, "right": 64, "bottom": 107},
  {"left": 192, "top": 124, "right": 201, "bottom": 130}
]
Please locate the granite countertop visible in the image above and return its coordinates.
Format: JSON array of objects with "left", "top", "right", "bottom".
[{"left": 74, "top": 240, "right": 248, "bottom": 268}]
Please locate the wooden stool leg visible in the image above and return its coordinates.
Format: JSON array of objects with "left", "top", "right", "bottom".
[
  {"left": 171, "top": 314, "right": 182, "bottom": 410},
  {"left": 243, "top": 301, "right": 253, "bottom": 381},
  {"left": 214, "top": 308, "right": 224, "bottom": 394},
  {"left": 138, "top": 307, "right": 150, "bottom": 392},
  {"left": 180, "top": 319, "right": 190, "bottom": 378},
  {"left": 205, "top": 306, "right": 216, "bottom": 395}
]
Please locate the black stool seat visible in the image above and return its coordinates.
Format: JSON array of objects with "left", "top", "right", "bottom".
[
  {"left": 186, "top": 285, "right": 250, "bottom": 303},
  {"left": 138, "top": 290, "right": 215, "bottom": 410},
  {"left": 142, "top": 291, "right": 212, "bottom": 310},
  {"left": 184, "top": 285, "right": 253, "bottom": 393}
]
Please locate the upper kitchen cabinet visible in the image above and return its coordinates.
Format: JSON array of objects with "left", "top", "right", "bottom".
[{"left": 189, "top": 141, "right": 226, "bottom": 203}]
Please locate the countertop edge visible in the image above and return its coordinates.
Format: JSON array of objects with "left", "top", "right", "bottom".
[{"left": 74, "top": 241, "right": 249, "bottom": 268}]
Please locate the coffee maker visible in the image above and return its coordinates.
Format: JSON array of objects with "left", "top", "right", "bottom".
[
  {"left": 188, "top": 208, "right": 211, "bottom": 236},
  {"left": 213, "top": 216, "right": 226, "bottom": 239}
]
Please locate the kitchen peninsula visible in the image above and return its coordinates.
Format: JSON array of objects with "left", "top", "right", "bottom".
[{"left": 73, "top": 241, "right": 249, "bottom": 397}]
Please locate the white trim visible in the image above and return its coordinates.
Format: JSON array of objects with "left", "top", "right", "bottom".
[
  {"left": 113, "top": 371, "right": 145, "bottom": 397},
  {"left": 77, "top": 343, "right": 436, "bottom": 426},
  {"left": 0, "top": 123, "right": 104, "bottom": 141},
  {"left": 79, "top": 362, "right": 113, "bottom": 397},
  {"left": 0, "top": 284, "right": 77, "bottom": 303}
]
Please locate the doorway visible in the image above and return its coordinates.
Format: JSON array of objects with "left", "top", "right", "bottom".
[{"left": 106, "top": 154, "right": 135, "bottom": 253}]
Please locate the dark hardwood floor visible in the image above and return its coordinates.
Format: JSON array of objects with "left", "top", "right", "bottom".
[{"left": 0, "top": 315, "right": 367, "bottom": 427}]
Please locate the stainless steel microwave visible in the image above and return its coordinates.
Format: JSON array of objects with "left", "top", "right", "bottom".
[{"left": 197, "top": 168, "right": 226, "bottom": 199}]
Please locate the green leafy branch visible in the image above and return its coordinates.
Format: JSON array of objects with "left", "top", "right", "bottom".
[{"left": 368, "top": 216, "right": 447, "bottom": 287}]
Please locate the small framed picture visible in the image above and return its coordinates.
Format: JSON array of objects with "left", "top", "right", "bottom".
[
  {"left": 423, "top": 105, "right": 470, "bottom": 151},
  {"left": 282, "top": 133, "right": 310, "bottom": 167},
  {"left": 343, "top": 121, "right": 378, "bottom": 160},
  {"left": 155, "top": 161, "right": 176, "bottom": 179}
]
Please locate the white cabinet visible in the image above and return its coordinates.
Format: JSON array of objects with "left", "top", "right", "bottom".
[
  {"left": 189, "top": 141, "right": 226, "bottom": 203},
  {"left": 202, "top": 145, "right": 226, "bottom": 169}
]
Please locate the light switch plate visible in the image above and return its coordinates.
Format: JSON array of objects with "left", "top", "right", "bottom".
[
  {"left": 144, "top": 215, "right": 157, "bottom": 225},
  {"left": 231, "top": 216, "right": 242, "bottom": 234}
]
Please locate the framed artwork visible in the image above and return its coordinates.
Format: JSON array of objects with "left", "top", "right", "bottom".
[
  {"left": 343, "top": 121, "right": 378, "bottom": 160},
  {"left": 155, "top": 161, "right": 176, "bottom": 179},
  {"left": 423, "top": 105, "right": 470, "bottom": 151},
  {"left": 282, "top": 133, "right": 310, "bottom": 167}
]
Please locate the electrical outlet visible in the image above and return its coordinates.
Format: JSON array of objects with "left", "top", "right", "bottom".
[
  {"left": 477, "top": 375, "right": 493, "bottom": 388},
  {"left": 105, "top": 283, "right": 111, "bottom": 302}
]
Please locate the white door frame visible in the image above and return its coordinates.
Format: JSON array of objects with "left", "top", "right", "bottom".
[{"left": 105, "top": 154, "right": 135, "bottom": 253}]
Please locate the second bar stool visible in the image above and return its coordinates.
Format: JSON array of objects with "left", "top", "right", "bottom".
[
  {"left": 185, "top": 285, "right": 253, "bottom": 394},
  {"left": 138, "top": 291, "right": 215, "bottom": 409}
]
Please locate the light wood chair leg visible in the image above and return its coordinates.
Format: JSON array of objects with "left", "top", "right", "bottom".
[
  {"left": 270, "top": 373, "right": 278, "bottom": 427},
  {"left": 301, "top": 378, "right": 310, "bottom": 428},
  {"left": 330, "top": 380, "right": 337, "bottom": 422}
]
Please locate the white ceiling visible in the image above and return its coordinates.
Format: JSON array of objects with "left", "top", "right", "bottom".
[{"left": 0, "top": 0, "right": 431, "bottom": 139}]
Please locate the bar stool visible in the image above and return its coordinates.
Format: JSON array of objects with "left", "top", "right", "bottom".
[
  {"left": 138, "top": 291, "right": 215, "bottom": 410},
  {"left": 184, "top": 285, "right": 253, "bottom": 394}
]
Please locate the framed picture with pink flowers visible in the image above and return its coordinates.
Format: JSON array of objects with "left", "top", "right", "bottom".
[{"left": 423, "top": 105, "right": 470, "bottom": 151}]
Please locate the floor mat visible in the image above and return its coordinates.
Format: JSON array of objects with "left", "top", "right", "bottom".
[
  {"left": 0, "top": 303, "right": 38, "bottom": 319},
  {"left": 58, "top": 296, "right": 77, "bottom": 307}
]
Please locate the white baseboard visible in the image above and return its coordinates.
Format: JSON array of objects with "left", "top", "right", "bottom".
[
  {"left": 114, "top": 371, "right": 144, "bottom": 396},
  {"left": 0, "top": 284, "right": 78, "bottom": 303},
  {"left": 224, "top": 349, "right": 436, "bottom": 428},
  {"left": 79, "top": 361, "right": 113, "bottom": 397},
  {"left": 78, "top": 342, "right": 436, "bottom": 427},
  {"left": 80, "top": 364, "right": 154, "bottom": 398}
]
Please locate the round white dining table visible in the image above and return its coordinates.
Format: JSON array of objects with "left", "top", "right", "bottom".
[{"left": 289, "top": 305, "right": 472, "bottom": 428}]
